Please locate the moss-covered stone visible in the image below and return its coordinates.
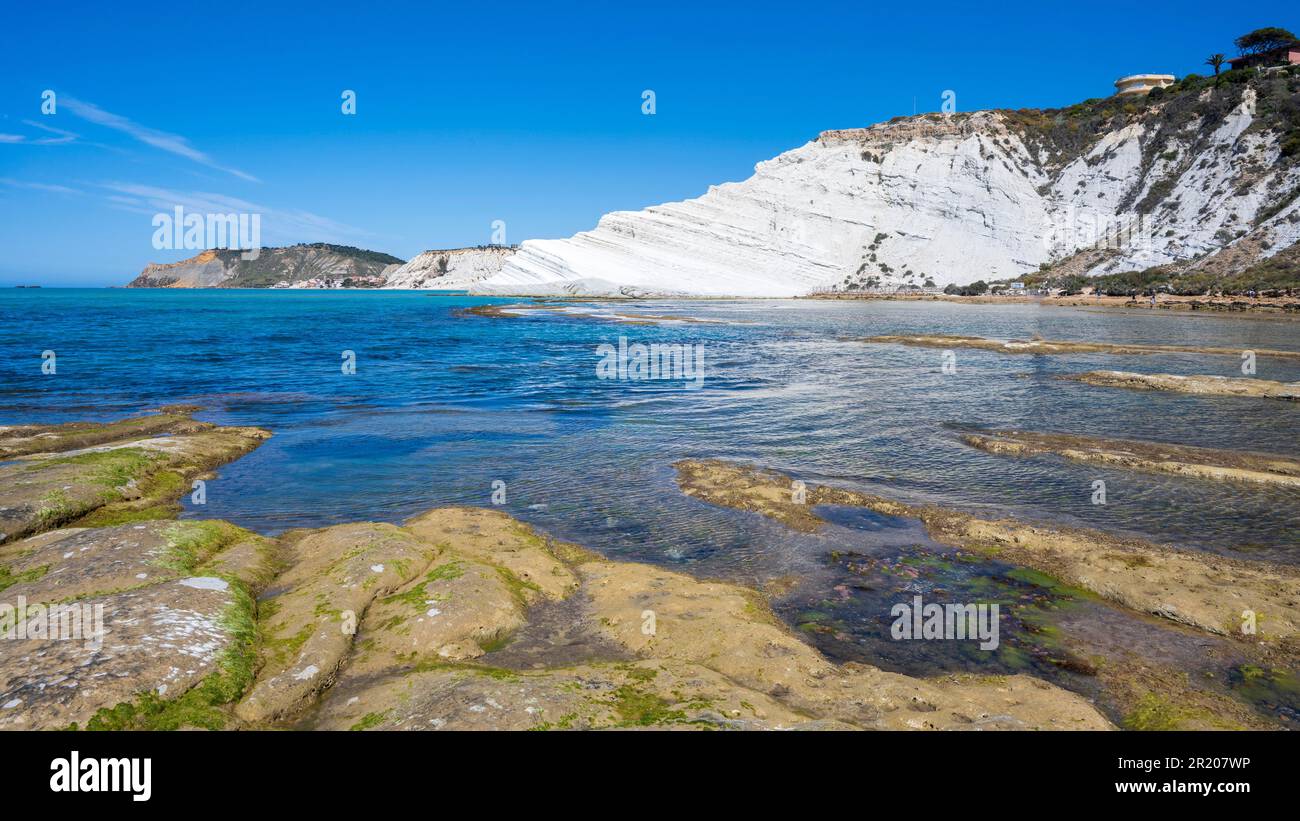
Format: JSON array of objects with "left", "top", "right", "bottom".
[
  {"left": 673, "top": 458, "right": 1300, "bottom": 641},
  {"left": 0, "top": 410, "right": 269, "bottom": 545}
]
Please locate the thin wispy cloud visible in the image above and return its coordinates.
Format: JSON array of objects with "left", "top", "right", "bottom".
[
  {"left": 0, "top": 119, "right": 118, "bottom": 150},
  {"left": 22, "top": 119, "right": 79, "bottom": 145},
  {"left": 61, "top": 97, "right": 259, "bottom": 182},
  {"left": 2, "top": 175, "right": 364, "bottom": 246},
  {"left": 0, "top": 177, "right": 84, "bottom": 195},
  {"left": 97, "top": 182, "right": 366, "bottom": 244},
  {"left": 0, "top": 117, "right": 85, "bottom": 146}
]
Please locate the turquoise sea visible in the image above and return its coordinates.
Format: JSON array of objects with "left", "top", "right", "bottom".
[{"left": 3, "top": 289, "right": 1298, "bottom": 719}]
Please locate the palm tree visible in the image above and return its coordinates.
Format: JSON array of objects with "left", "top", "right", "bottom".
[{"left": 1205, "top": 53, "right": 1226, "bottom": 76}]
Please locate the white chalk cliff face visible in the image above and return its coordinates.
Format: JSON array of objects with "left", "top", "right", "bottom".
[
  {"left": 383, "top": 247, "right": 514, "bottom": 290},
  {"left": 474, "top": 84, "right": 1300, "bottom": 297}
]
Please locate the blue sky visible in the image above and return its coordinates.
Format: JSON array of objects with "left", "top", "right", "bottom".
[{"left": 0, "top": 0, "right": 1293, "bottom": 285}]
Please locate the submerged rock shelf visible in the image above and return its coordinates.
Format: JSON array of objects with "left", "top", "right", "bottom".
[
  {"left": 2, "top": 411, "right": 1295, "bottom": 730},
  {"left": 0, "top": 411, "right": 1109, "bottom": 730},
  {"left": 961, "top": 429, "right": 1300, "bottom": 487}
]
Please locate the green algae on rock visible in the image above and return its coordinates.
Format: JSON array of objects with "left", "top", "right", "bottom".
[
  {"left": 4, "top": 501, "right": 1114, "bottom": 730},
  {"left": 0, "top": 520, "right": 252, "bottom": 603},
  {"left": 0, "top": 516, "right": 279, "bottom": 731},
  {"left": 2, "top": 403, "right": 1281, "bottom": 732},
  {"left": 299, "top": 507, "right": 1111, "bottom": 730},
  {"left": 0, "top": 410, "right": 270, "bottom": 545},
  {"left": 2, "top": 576, "right": 245, "bottom": 730},
  {"left": 672, "top": 459, "right": 1300, "bottom": 642},
  {"left": 0, "top": 406, "right": 205, "bottom": 459},
  {"left": 234, "top": 522, "right": 438, "bottom": 724},
  {"left": 0, "top": 407, "right": 275, "bottom": 729}
]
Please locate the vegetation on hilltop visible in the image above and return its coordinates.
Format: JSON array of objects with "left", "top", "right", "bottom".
[
  {"left": 1235, "top": 26, "right": 1298, "bottom": 55},
  {"left": 1091, "top": 243, "right": 1300, "bottom": 297},
  {"left": 1001, "top": 62, "right": 1300, "bottom": 181},
  {"left": 970, "top": 31, "right": 1300, "bottom": 301},
  {"left": 224, "top": 242, "right": 401, "bottom": 268},
  {"left": 209, "top": 244, "right": 402, "bottom": 288},
  {"left": 945, "top": 242, "right": 1300, "bottom": 298},
  {"left": 943, "top": 280, "right": 989, "bottom": 296}
]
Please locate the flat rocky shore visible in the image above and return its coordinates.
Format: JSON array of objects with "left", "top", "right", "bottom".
[
  {"left": 3, "top": 411, "right": 1295, "bottom": 731},
  {"left": 0, "top": 410, "right": 1110, "bottom": 731}
]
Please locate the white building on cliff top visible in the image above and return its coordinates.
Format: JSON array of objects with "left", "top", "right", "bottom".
[{"left": 1114, "top": 74, "right": 1175, "bottom": 96}]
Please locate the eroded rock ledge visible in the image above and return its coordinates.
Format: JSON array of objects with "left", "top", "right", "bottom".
[
  {"left": 0, "top": 505, "right": 1114, "bottom": 731},
  {"left": 1062, "top": 370, "right": 1300, "bottom": 401},
  {"left": 455, "top": 302, "right": 736, "bottom": 325},
  {"left": 962, "top": 429, "right": 1300, "bottom": 487},
  {"left": 1, "top": 412, "right": 1111, "bottom": 730},
  {"left": 673, "top": 459, "right": 1300, "bottom": 642},
  {"left": 0, "top": 408, "right": 271, "bottom": 544},
  {"left": 0, "top": 409, "right": 275, "bottom": 730},
  {"left": 5, "top": 412, "right": 1292, "bottom": 731},
  {"left": 860, "top": 334, "right": 1300, "bottom": 360},
  {"left": 291, "top": 508, "right": 1113, "bottom": 731}
]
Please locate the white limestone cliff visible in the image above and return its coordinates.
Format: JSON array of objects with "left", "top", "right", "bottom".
[
  {"left": 381, "top": 246, "right": 515, "bottom": 290},
  {"left": 473, "top": 87, "right": 1300, "bottom": 297}
]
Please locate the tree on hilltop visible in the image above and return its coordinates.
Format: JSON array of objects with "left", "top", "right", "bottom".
[
  {"left": 1204, "top": 53, "right": 1225, "bottom": 76},
  {"left": 1234, "top": 27, "right": 1298, "bottom": 55}
]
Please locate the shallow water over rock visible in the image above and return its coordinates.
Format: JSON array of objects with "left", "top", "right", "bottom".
[{"left": 3, "top": 289, "right": 1297, "bottom": 726}]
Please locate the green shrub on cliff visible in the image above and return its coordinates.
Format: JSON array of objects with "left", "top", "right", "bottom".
[{"left": 944, "top": 279, "right": 989, "bottom": 296}]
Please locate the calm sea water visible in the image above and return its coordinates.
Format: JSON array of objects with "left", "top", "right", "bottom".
[
  {"left": 3, "top": 289, "right": 1296, "bottom": 561},
  {"left": 5, "top": 289, "right": 1298, "bottom": 715}
]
